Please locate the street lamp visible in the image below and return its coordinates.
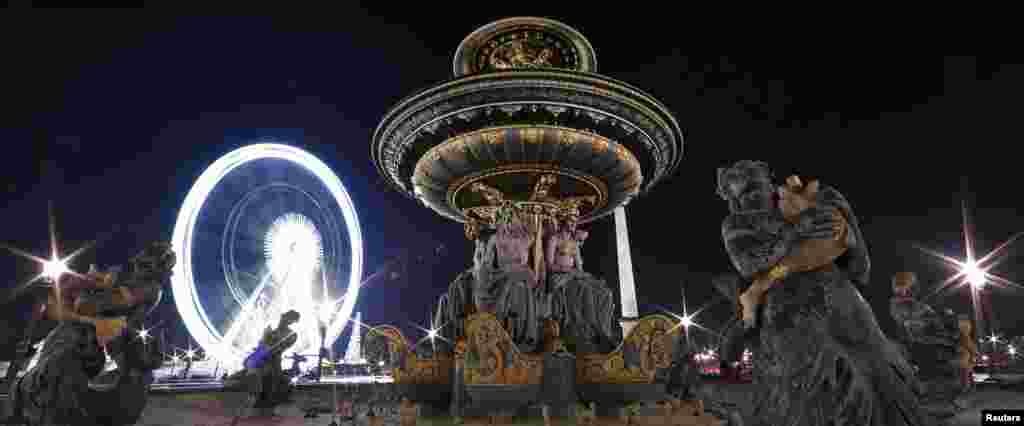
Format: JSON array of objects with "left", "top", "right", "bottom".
[
  {"left": 42, "top": 257, "right": 69, "bottom": 283},
  {"left": 964, "top": 261, "right": 986, "bottom": 288}
]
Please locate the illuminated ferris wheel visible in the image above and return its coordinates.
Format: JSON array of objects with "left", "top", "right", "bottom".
[{"left": 170, "top": 142, "right": 364, "bottom": 367}]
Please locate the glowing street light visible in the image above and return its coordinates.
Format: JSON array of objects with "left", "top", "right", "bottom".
[
  {"left": 413, "top": 321, "right": 448, "bottom": 354},
  {"left": 667, "top": 306, "right": 705, "bottom": 336},
  {"left": 915, "top": 201, "right": 1022, "bottom": 298},
  {"left": 42, "top": 257, "right": 69, "bottom": 283},
  {"left": 1, "top": 202, "right": 98, "bottom": 293},
  {"left": 963, "top": 261, "right": 987, "bottom": 288},
  {"left": 914, "top": 201, "right": 1023, "bottom": 344}
]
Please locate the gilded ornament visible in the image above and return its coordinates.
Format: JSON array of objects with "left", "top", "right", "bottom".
[
  {"left": 463, "top": 312, "right": 544, "bottom": 385},
  {"left": 576, "top": 314, "right": 680, "bottom": 384}
]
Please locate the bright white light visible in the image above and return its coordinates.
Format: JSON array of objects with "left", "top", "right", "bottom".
[
  {"left": 964, "top": 261, "right": 986, "bottom": 288},
  {"left": 667, "top": 304, "right": 705, "bottom": 335},
  {"left": 42, "top": 257, "right": 69, "bottom": 282},
  {"left": 185, "top": 348, "right": 197, "bottom": 360},
  {"left": 1009, "top": 346, "right": 1017, "bottom": 356},
  {"left": 257, "top": 212, "right": 332, "bottom": 356},
  {"left": 318, "top": 300, "right": 339, "bottom": 325},
  {"left": 170, "top": 143, "right": 364, "bottom": 367},
  {"left": 989, "top": 334, "right": 1000, "bottom": 344},
  {"left": 265, "top": 213, "right": 322, "bottom": 284},
  {"left": 427, "top": 328, "right": 438, "bottom": 340},
  {"left": 378, "top": 360, "right": 384, "bottom": 367}
]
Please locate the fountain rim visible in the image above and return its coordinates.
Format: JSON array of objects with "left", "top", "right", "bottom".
[{"left": 371, "top": 69, "right": 684, "bottom": 200}]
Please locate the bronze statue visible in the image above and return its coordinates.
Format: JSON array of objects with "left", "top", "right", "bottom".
[
  {"left": 889, "top": 271, "right": 969, "bottom": 419},
  {"left": 957, "top": 315, "right": 978, "bottom": 391},
  {"left": 436, "top": 174, "right": 617, "bottom": 354},
  {"left": 227, "top": 309, "right": 301, "bottom": 416},
  {"left": 717, "top": 160, "right": 925, "bottom": 426},
  {"left": 8, "top": 242, "right": 173, "bottom": 426}
]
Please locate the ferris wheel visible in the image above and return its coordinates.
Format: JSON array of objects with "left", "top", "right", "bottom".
[{"left": 170, "top": 142, "right": 363, "bottom": 367}]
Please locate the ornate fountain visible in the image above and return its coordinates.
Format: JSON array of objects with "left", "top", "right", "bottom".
[{"left": 369, "top": 17, "right": 716, "bottom": 424}]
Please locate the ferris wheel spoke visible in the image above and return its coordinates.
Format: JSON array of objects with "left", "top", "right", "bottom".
[{"left": 223, "top": 270, "right": 275, "bottom": 345}]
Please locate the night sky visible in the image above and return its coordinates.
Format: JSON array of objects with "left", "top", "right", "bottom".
[{"left": 2, "top": 7, "right": 1022, "bottom": 356}]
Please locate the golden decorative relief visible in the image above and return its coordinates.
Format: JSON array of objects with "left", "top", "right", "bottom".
[
  {"left": 523, "top": 127, "right": 543, "bottom": 145},
  {"left": 465, "top": 206, "right": 500, "bottom": 223},
  {"left": 559, "top": 132, "right": 575, "bottom": 146},
  {"left": 463, "top": 312, "right": 544, "bottom": 385},
  {"left": 488, "top": 39, "right": 558, "bottom": 70},
  {"left": 464, "top": 216, "right": 482, "bottom": 241},
  {"left": 469, "top": 181, "right": 507, "bottom": 205},
  {"left": 482, "top": 131, "right": 501, "bottom": 145},
  {"left": 367, "top": 326, "right": 452, "bottom": 385},
  {"left": 399, "top": 354, "right": 452, "bottom": 385},
  {"left": 529, "top": 174, "right": 558, "bottom": 202},
  {"left": 625, "top": 399, "right": 724, "bottom": 426},
  {"left": 577, "top": 314, "right": 680, "bottom": 385}
]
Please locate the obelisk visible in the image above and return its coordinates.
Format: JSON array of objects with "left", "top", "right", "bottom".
[
  {"left": 343, "top": 311, "right": 364, "bottom": 364},
  {"left": 614, "top": 206, "right": 640, "bottom": 338}
]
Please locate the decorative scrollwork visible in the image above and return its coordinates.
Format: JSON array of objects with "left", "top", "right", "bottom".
[
  {"left": 365, "top": 325, "right": 452, "bottom": 385},
  {"left": 463, "top": 312, "right": 544, "bottom": 385},
  {"left": 577, "top": 314, "right": 680, "bottom": 384}
]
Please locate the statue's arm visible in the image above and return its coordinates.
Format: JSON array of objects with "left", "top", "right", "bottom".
[
  {"left": 722, "top": 215, "right": 798, "bottom": 279},
  {"left": 775, "top": 207, "right": 849, "bottom": 274}
]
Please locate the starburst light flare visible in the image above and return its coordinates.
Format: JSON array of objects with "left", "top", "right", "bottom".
[
  {"left": 964, "top": 261, "right": 986, "bottom": 288},
  {"left": 413, "top": 321, "right": 449, "bottom": 353},
  {"left": 42, "top": 257, "right": 69, "bottom": 283},
  {"left": 665, "top": 289, "right": 708, "bottom": 337},
  {"left": 913, "top": 201, "right": 1023, "bottom": 339},
  {"left": 1, "top": 202, "right": 101, "bottom": 296},
  {"left": 916, "top": 202, "right": 1024, "bottom": 300},
  {"left": 666, "top": 306, "right": 706, "bottom": 335}
]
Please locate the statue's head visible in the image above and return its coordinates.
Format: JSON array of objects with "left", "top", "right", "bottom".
[
  {"left": 129, "top": 241, "right": 176, "bottom": 284},
  {"left": 892, "top": 272, "right": 916, "bottom": 297},
  {"left": 281, "top": 310, "right": 301, "bottom": 327},
  {"left": 717, "top": 160, "right": 775, "bottom": 213}
]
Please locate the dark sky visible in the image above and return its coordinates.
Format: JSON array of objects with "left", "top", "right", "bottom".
[{"left": 1, "top": 7, "right": 1022, "bottom": 354}]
